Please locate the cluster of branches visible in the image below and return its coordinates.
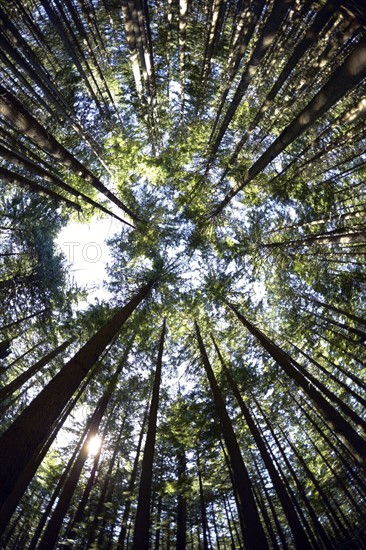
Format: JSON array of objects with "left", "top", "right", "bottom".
[{"left": 1, "top": 0, "right": 366, "bottom": 549}]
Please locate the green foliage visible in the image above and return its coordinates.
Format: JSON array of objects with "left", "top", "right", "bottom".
[{"left": 1, "top": 1, "right": 366, "bottom": 548}]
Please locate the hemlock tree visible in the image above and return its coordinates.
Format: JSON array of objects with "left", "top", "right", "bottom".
[{"left": 1, "top": 1, "right": 366, "bottom": 548}]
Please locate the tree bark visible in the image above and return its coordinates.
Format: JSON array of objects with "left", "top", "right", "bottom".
[
  {"left": 0, "top": 309, "right": 46, "bottom": 333},
  {"left": 176, "top": 448, "right": 187, "bottom": 550},
  {"left": 0, "top": 85, "right": 140, "bottom": 222},
  {"left": 195, "top": 321, "right": 268, "bottom": 549},
  {"left": 0, "top": 339, "right": 72, "bottom": 402},
  {"left": 213, "top": 32, "right": 366, "bottom": 216},
  {"left": 132, "top": 318, "right": 166, "bottom": 550},
  {"left": 0, "top": 373, "right": 92, "bottom": 535},
  {"left": 117, "top": 405, "right": 149, "bottom": 549},
  {"left": 228, "top": 303, "right": 366, "bottom": 468},
  {"left": 211, "top": 333, "right": 314, "bottom": 549},
  {"left": 0, "top": 143, "right": 133, "bottom": 227},
  {"left": 0, "top": 281, "right": 154, "bottom": 515}
]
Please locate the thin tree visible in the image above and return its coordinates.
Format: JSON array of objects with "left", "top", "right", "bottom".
[{"left": 132, "top": 318, "right": 166, "bottom": 550}]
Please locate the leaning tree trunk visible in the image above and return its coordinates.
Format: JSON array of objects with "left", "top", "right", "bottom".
[
  {"left": 0, "top": 84, "right": 140, "bottom": 222},
  {"left": 0, "top": 143, "right": 132, "bottom": 226},
  {"left": 0, "top": 280, "right": 155, "bottom": 519},
  {"left": 213, "top": 32, "right": 366, "bottom": 216},
  {"left": 0, "top": 308, "right": 47, "bottom": 333},
  {"left": 37, "top": 394, "right": 111, "bottom": 549},
  {"left": 211, "top": 334, "right": 316, "bottom": 549},
  {"left": 117, "top": 404, "right": 149, "bottom": 549},
  {"left": 0, "top": 166, "right": 82, "bottom": 212},
  {"left": 0, "top": 339, "right": 73, "bottom": 402},
  {"left": 0, "top": 373, "right": 92, "bottom": 535},
  {"left": 209, "top": 0, "right": 294, "bottom": 164},
  {"left": 228, "top": 304, "right": 366, "bottom": 469},
  {"left": 28, "top": 405, "right": 96, "bottom": 550}
]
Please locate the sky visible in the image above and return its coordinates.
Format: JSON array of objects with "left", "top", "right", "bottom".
[{"left": 56, "top": 216, "right": 120, "bottom": 304}]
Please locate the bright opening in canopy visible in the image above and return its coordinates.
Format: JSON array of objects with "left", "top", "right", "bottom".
[{"left": 87, "top": 435, "right": 102, "bottom": 456}]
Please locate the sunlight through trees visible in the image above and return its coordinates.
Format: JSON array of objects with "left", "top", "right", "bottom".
[{"left": 0, "top": 0, "right": 366, "bottom": 548}]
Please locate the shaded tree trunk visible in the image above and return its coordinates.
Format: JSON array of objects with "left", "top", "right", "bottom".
[
  {"left": 211, "top": 333, "right": 314, "bottom": 549},
  {"left": 195, "top": 321, "right": 268, "bottom": 549},
  {"left": 132, "top": 318, "right": 166, "bottom": 550},
  {"left": 0, "top": 339, "right": 72, "bottom": 402},
  {"left": 213, "top": 33, "right": 366, "bottom": 216},
  {"left": 228, "top": 304, "right": 366, "bottom": 468},
  {"left": 176, "top": 448, "right": 187, "bottom": 550},
  {"left": 117, "top": 405, "right": 149, "bottom": 549},
  {"left": 0, "top": 85, "right": 140, "bottom": 222},
  {"left": 0, "top": 280, "right": 155, "bottom": 518}
]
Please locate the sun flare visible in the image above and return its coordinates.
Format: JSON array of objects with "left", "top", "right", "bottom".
[{"left": 87, "top": 435, "right": 102, "bottom": 456}]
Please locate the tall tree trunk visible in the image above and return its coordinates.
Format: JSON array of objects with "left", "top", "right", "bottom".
[
  {"left": 213, "top": 32, "right": 366, "bottom": 216},
  {"left": 208, "top": 0, "right": 294, "bottom": 164},
  {"left": 0, "top": 373, "right": 92, "bottom": 534},
  {"left": 117, "top": 405, "right": 149, "bottom": 549},
  {"left": 253, "top": 401, "right": 327, "bottom": 548},
  {"left": 0, "top": 339, "right": 72, "bottom": 402},
  {"left": 211, "top": 334, "right": 315, "bottom": 549},
  {"left": 195, "top": 321, "right": 268, "bottom": 549},
  {"left": 197, "top": 451, "right": 209, "bottom": 550},
  {"left": 0, "top": 85, "right": 140, "bottom": 222},
  {"left": 0, "top": 166, "right": 82, "bottom": 212},
  {"left": 300, "top": 293, "right": 366, "bottom": 328},
  {"left": 251, "top": 454, "right": 289, "bottom": 549},
  {"left": 176, "top": 448, "right": 187, "bottom": 550},
  {"left": 132, "top": 318, "right": 166, "bottom": 550},
  {"left": 154, "top": 492, "right": 163, "bottom": 550},
  {"left": 38, "top": 339, "right": 134, "bottom": 549},
  {"left": 0, "top": 308, "right": 47, "bottom": 333},
  {"left": 228, "top": 304, "right": 366, "bottom": 468},
  {"left": 246, "top": 0, "right": 337, "bottom": 133},
  {"left": 0, "top": 281, "right": 154, "bottom": 518},
  {"left": 37, "top": 394, "right": 110, "bottom": 549},
  {"left": 0, "top": 143, "right": 133, "bottom": 226},
  {"left": 28, "top": 405, "right": 97, "bottom": 550}
]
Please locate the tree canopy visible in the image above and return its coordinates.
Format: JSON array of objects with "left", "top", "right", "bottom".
[{"left": 1, "top": 0, "right": 366, "bottom": 548}]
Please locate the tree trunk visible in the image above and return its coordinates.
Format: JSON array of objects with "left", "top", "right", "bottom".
[
  {"left": 0, "top": 373, "right": 92, "bottom": 535},
  {"left": 0, "top": 165, "right": 81, "bottom": 212},
  {"left": 254, "top": 400, "right": 328, "bottom": 548},
  {"left": 0, "top": 339, "right": 72, "bottom": 402},
  {"left": 211, "top": 333, "right": 313, "bottom": 549},
  {"left": 195, "top": 322, "right": 268, "bottom": 549},
  {"left": 0, "top": 308, "right": 47, "bottom": 333},
  {"left": 228, "top": 304, "right": 366, "bottom": 468},
  {"left": 209, "top": 0, "right": 294, "bottom": 163},
  {"left": 249, "top": 0, "right": 337, "bottom": 132},
  {"left": 28, "top": 404, "right": 96, "bottom": 549},
  {"left": 37, "top": 393, "right": 111, "bottom": 549},
  {"left": 132, "top": 318, "right": 166, "bottom": 550},
  {"left": 213, "top": 32, "right": 366, "bottom": 216},
  {"left": 176, "top": 448, "right": 187, "bottom": 550},
  {"left": 197, "top": 451, "right": 209, "bottom": 550},
  {"left": 0, "top": 84, "right": 140, "bottom": 222},
  {"left": 0, "top": 143, "right": 133, "bottom": 227},
  {"left": 0, "top": 281, "right": 154, "bottom": 516},
  {"left": 252, "top": 455, "right": 289, "bottom": 550},
  {"left": 301, "top": 293, "right": 366, "bottom": 329},
  {"left": 117, "top": 405, "right": 149, "bottom": 549}
]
